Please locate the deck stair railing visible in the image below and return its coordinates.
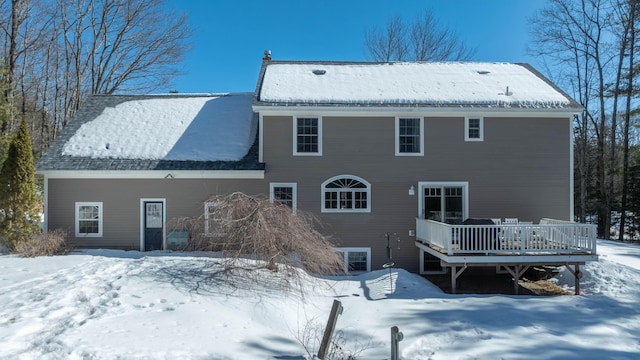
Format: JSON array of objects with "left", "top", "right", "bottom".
[{"left": 415, "top": 218, "right": 597, "bottom": 256}]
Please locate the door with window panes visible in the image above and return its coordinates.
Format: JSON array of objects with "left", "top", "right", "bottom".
[
  {"left": 423, "top": 186, "right": 464, "bottom": 224},
  {"left": 420, "top": 184, "right": 465, "bottom": 273},
  {"left": 143, "top": 201, "right": 164, "bottom": 251}
]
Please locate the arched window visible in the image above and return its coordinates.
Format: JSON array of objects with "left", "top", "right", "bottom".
[{"left": 321, "top": 175, "right": 371, "bottom": 213}]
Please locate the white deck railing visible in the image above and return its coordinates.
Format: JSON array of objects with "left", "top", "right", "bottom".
[{"left": 415, "top": 218, "right": 597, "bottom": 256}]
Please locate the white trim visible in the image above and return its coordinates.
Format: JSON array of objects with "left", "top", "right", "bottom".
[
  {"left": 139, "top": 198, "right": 166, "bottom": 251},
  {"left": 293, "top": 116, "right": 323, "bottom": 156},
  {"left": 417, "top": 181, "right": 469, "bottom": 221},
  {"left": 321, "top": 175, "right": 371, "bottom": 213},
  {"left": 464, "top": 116, "right": 484, "bottom": 141},
  {"left": 416, "top": 241, "right": 597, "bottom": 265},
  {"left": 38, "top": 170, "right": 265, "bottom": 179},
  {"left": 203, "top": 201, "right": 222, "bottom": 236},
  {"left": 259, "top": 113, "right": 264, "bottom": 163},
  {"left": 395, "top": 117, "right": 424, "bottom": 156},
  {"left": 254, "top": 106, "right": 582, "bottom": 118},
  {"left": 337, "top": 247, "right": 371, "bottom": 273},
  {"left": 75, "top": 202, "right": 103, "bottom": 237},
  {"left": 419, "top": 250, "right": 448, "bottom": 275},
  {"left": 204, "top": 201, "right": 214, "bottom": 235},
  {"left": 569, "top": 115, "right": 575, "bottom": 221},
  {"left": 43, "top": 175, "right": 48, "bottom": 234},
  {"left": 269, "top": 182, "right": 298, "bottom": 215}
]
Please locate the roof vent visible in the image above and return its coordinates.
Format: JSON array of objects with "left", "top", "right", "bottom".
[
  {"left": 312, "top": 69, "right": 326, "bottom": 75},
  {"left": 477, "top": 70, "right": 490, "bottom": 75}
]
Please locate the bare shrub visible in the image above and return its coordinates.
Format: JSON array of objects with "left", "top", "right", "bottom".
[
  {"left": 295, "top": 316, "right": 379, "bottom": 359},
  {"left": 14, "top": 229, "right": 73, "bottom": 257},
  {"left": 166, "top": 192, "right": 345, "bottom": 276}
]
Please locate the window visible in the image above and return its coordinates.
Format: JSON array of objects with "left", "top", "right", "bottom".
[
  {"left": 465, "top": 116, "right": 484, "bottom": 141},
  {"left": 322, "top": 175, "right": 371, "bottom": 213},
  {"left": 204, "top": 201, "right": 223, "bottom": 236},
  {"left": 270, "top": 183, "right": 297, "bottom": 214},
  {"left": 294, "top": 117, "right": 322, "bottom": 155},
  {"left": 337, "top": 247, "right": 371, "bottom": 273},
  {"left": 395, "top": 117, "right": 424, "bottom": 155},
  {"left": 419, "top": 182, "right": 468, "bottom": 225},
  {"left": 75, "top": 202, "right": 103, "bottom": 237}
]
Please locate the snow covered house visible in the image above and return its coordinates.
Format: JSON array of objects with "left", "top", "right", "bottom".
[{"left": 37, "top": 59, "right": 598, "bottom": 286}]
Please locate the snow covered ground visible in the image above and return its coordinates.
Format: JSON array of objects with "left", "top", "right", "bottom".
[{"left": 1, "top": 240, "right": 639, "bottom": 359}]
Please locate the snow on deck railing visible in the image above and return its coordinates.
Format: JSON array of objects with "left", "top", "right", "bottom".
[{"left": 415, "top": 218, "right": 597, "bottom": 256}]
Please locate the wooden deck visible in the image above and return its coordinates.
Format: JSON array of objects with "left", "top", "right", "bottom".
[{"left": 415, "top": 218, "right": 598, "bottom": 294}]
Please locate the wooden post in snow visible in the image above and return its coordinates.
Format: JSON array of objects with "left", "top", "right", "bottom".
[
  {"left": 391, "top": 326, "right": 404, "bottom": 360},
  {"left": 317, "top": 299, "right": 343, "bottom": 359},
  {"left": 575, "top": 264, "right": 581, "bottom": 295},
  {"left": 565, "top": 263, "right": 583, "bottom": 295}
]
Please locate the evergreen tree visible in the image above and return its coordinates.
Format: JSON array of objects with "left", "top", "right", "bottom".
[{"left": 0, "top": 116, "right": 40, "bottom": 249}]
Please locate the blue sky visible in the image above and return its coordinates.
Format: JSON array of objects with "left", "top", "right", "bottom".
[{"left": 165, "top": 0, "right": 547, "bottom": 93}]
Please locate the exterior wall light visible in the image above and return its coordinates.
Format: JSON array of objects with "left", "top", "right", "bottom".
[{"left": 408, "top": 185, "right": 415, "bottom": 196}]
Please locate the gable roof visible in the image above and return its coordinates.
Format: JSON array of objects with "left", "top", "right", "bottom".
[
  {"left": 37, "top": 93, "right": 264, "bottom": 173},
  {"left": 254, "top": 61, "right": 582, "bottom": 110}
]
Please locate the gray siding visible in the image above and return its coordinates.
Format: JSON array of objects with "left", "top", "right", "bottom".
[
  {"left": 47, "top": 179, "right": 266, "bottom": 249},
  {"left": 46, "top": 114, "right": 571, "bottom": 273},
  {"left": 262, "top": 115, "right": 571, "bottom": 273}
]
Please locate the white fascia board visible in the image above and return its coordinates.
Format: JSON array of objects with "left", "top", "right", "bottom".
[
  {"left": 39, "top": 169, "right": 265, "bottom": 179},
  {"left": 253, "top": 105, "right": 581, "bottom": 119},
  {"left": 438, "top": 254, "right": 599, "bottom": 264},
  {"left": 415, "top": 241, "right": 598, "bottom": 264}
]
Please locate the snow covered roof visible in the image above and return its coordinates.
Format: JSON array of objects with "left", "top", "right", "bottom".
[
  {"left": 37, "top": 93, "right": 263, "bottom": 172},
  {"left": 256, "top": 61, "right": 581, "bottom": 109}
]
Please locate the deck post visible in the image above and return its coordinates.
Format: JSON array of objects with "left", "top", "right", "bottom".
[
  {"left": 564, "top": 263, "right": 584, "bottom": 295},
  {"left": 451, "top": 266, "right": 456, "bottom": 294},
  {"left": 450, "top": 264, "right": 467, "bottom": 294},
  {"left": 575, "top": 264, "right": 581, "bottom": 295},
  {"left": 504, "top": 265, "right": 530, "bottom": 295}
]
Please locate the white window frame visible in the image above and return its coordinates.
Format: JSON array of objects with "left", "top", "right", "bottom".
[
  {"left": 293, "top": 116, "right": 322, "bottom": 156},
  {"left": 321, "top": 175, "right": 371, "bottom": 213},
  {"left": 418, "top": 181, "right": 469, "bottom": 222},
  {"left": 204, "top": 201, "right": 225, "bottom": 237},
  {"left": 465, "top": 116, "right": 484, "bottom": 141},
  {"left": 270, "top": 182, "right": 297, "bottom": 214},
  {"left": 420, "top": 250, "right": 448, "bottom": 275},
  {"left": 75, "top": 202, "right": 103, "bottom": 237},
  {"left": 337, "top": 247, "right": 371, "bottom": 273},
  {"left": 395, "top": 117, "right": 424, "bottom": 156}
]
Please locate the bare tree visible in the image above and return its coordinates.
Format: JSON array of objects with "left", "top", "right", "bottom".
[
  {"left": 530, "top": 0, "right": 618, "bottom": 238},
  {"left": 166, "top": 192, "right": 345, "bottom": 290},
  {"left": 0, "top": 0, "right": 191, "bottom": 154},
  {"left": 409, "top": 11, "right": 475, "bottom": 61},
  {"left": 617, "top": 0, "right": 639, "bottom": 240},
  {"left": 82, "top": 0, "right": 192, "bottom": 94},
  {"left": 365, "top": 10, "right": 475, "bottom": 62},
  {"left": 0, "top": 0, "right": 27, "bottom": 133},
  {"left": 364, "top": 15, "right": 409, "bottom": 62}
]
